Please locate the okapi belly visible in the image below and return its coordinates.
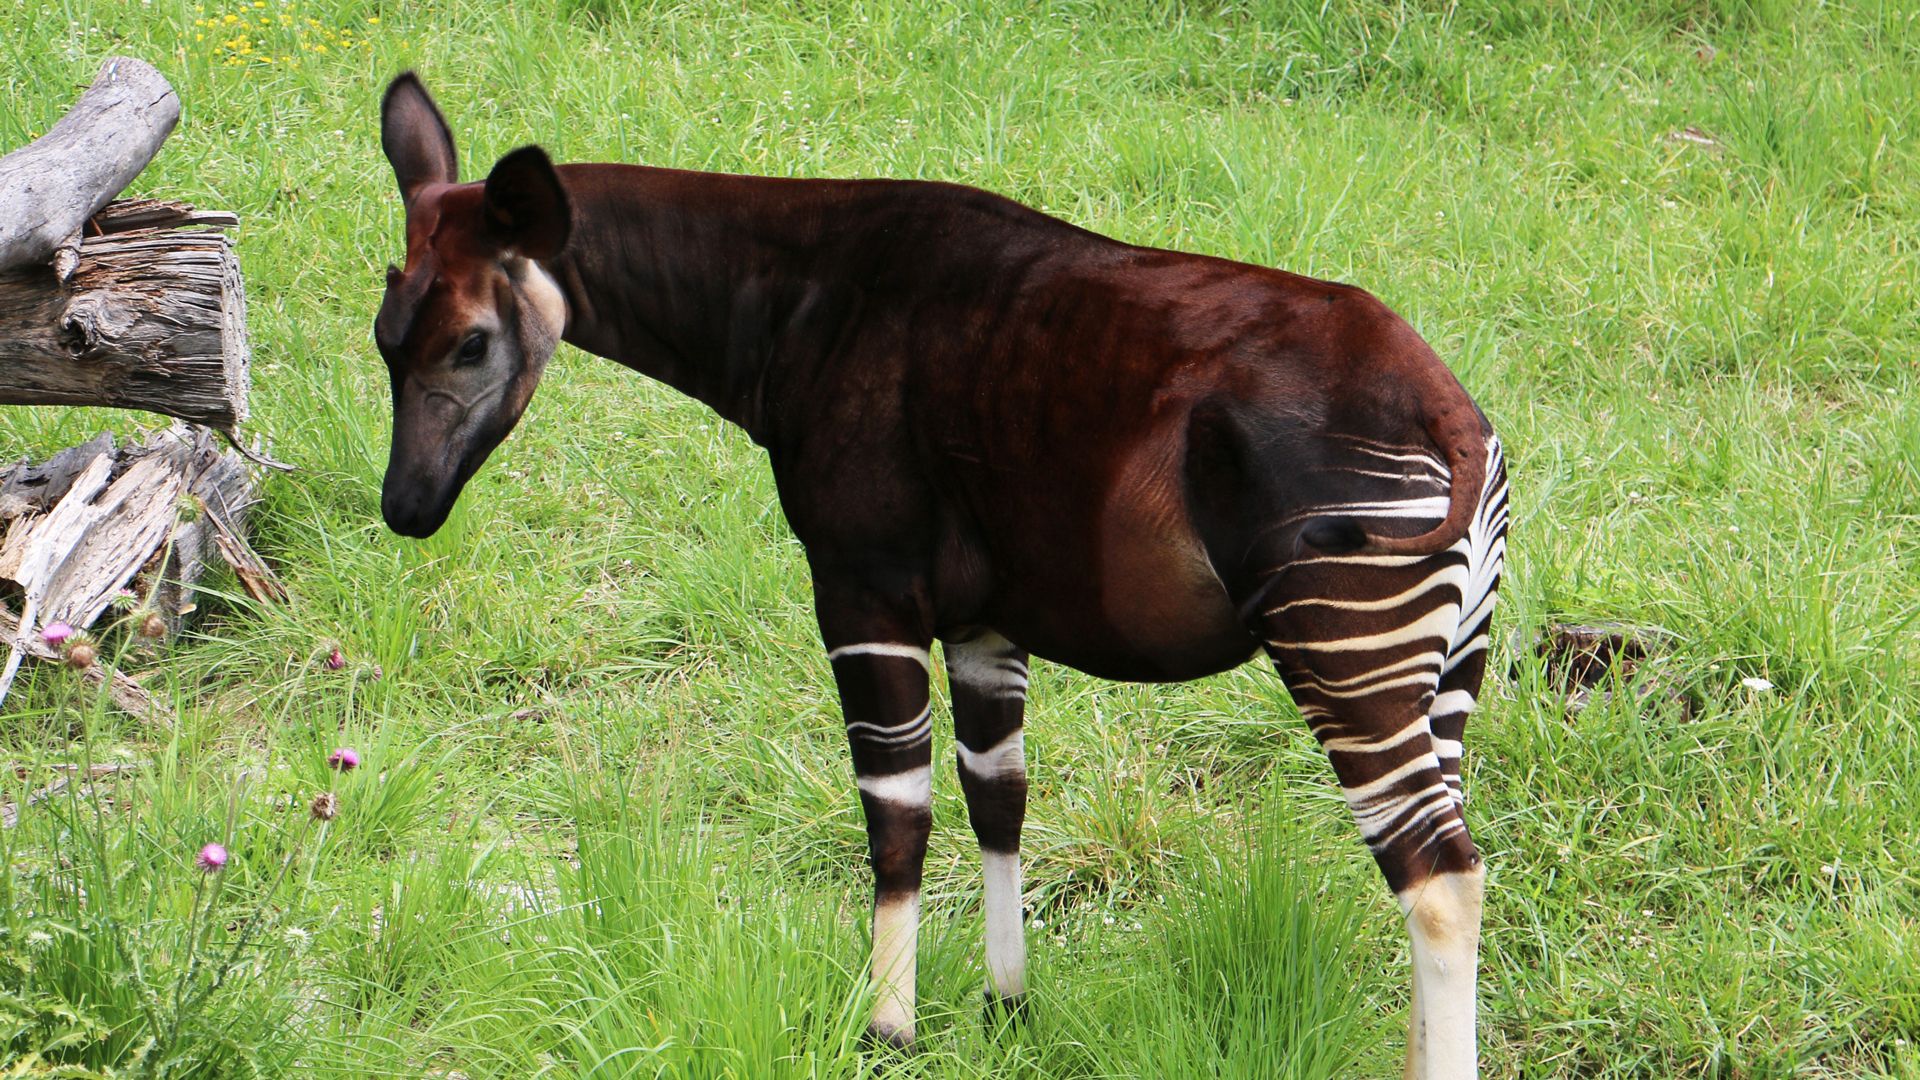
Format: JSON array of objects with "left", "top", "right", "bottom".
[{"left": 982, "top": 533, "right": 1257, "bottom": 682}]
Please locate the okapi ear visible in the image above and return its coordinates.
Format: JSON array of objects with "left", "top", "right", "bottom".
[
  {"left": 381, "top": 71, "right": 458, "bottom": 200},
  {"left": 483, "top": 146, "right": 572, "bottom": 260}
]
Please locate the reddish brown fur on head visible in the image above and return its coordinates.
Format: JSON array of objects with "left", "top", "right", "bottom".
[{"left": 374, "top": 72, "right": 572, "bottom": 537}]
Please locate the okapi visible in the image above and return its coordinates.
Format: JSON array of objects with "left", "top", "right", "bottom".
[{"left": 372, "top": 72, "right": 1508, "bottom": 1077}]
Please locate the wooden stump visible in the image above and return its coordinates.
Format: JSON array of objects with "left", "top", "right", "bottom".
[
  {"left": 0, "top": 201, "right": 250, "bottom": 429},
  {"left": 0, "top": 55, "right": 250, "bottom": 431},
  {"left": 0, "top": 426, "right": 282, "bottom": 717}
]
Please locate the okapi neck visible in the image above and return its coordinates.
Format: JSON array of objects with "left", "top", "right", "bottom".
[{"left": 545, "top": 163, "right": 852, "bottom": 444}]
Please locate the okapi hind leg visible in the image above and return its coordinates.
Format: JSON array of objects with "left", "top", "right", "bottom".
[
  {"left": 1257, "top": 546, "right": 1484, "bottom": 1080},
  {"left": 943, "top": 629, "right": 1031, "bottom": 1022},
  {"left": 1430, "top": 441, "right": 1508, "bottom": 807},
  {"left": 815, "top": 579, "right": 938, "bottom": 1050}
]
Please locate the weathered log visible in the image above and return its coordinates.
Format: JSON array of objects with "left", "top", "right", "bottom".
[
  {"left": 0, "top": 57, "right": 179, "bottom": 276},
  {"left": 0, "top": 216, "right": 251, "bottom": 428}
]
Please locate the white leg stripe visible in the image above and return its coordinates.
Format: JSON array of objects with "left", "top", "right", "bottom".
[
  {"left": 1431, "top": 738, "right": 1464, "bottom": 761},
  {"left": 949, "top": 661, "right": 1029, "bottom": 697},
  {"left": 846, "top": 705, "right": 933, "bottom": 746},
  {"left": 1440, "top": 635, "right": 1488, "bottom": 675},
  {"left": 1351, "top": 781, "right": 1451, "bottom": 831},
  {"left": 1308, "top": 495, "right": 1452, "bottom": 516},
  {"left": 1279, "top": 553, "right": 1434, "bottom": 572},
  {"left": 1372, "top": 793, "right": 1459, "bottom": 847},
  {"left": 1303, "top": 669, "right": 1442, "bottom": 701},
  {"left": 945, "top": 633, "right": 1029, "bottom": 697},
  {"left": 1272, "top": 599, "right": 1459, "bottom": 654},
  {"left": 1320, "top": 720, "right": 1433, "bottom": 755},
  {"left": 1346, "top": 445, "right": 1448, "bottom": 469},
  {"left": 957, "top": 729, "right": 1026, "bottom": 781},
  {"left": 1450, "top": 591, "right": 1499, "bottom": 651},
  {"left": 981, "top": 850, "right": 1026, "bottom": 997},
  {"left": 828, "top": 642, "right": 931, "bottom": 668},
  {"left": 857, "top": 765, "right": 932, "bottom": 807},
  {"left": 1341, "top": 754, "right": 1443, "bottom": 807},
  {"left": 1266, "top": 563, "right": 1467, "bottom": 616},
  {"left": 1300, "top": 650, "right": 1438, "bottom": 691},
  {"left": 1340, "top": 466, "right": 1448, "bottom": 483},
  {"left": 1429, "top": 690, "right": 1476, "bottom": 718}
]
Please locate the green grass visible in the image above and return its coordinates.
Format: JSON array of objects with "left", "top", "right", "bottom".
[{"left": 3, "top": 0, "right": 1918, "bottom": 1075}]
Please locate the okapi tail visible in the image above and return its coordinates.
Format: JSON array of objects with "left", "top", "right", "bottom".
[{"left": 1300, "top": 403, "right": 1489, "bottom": 559}]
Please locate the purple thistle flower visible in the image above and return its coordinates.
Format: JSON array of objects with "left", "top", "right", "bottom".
[
  {"left": 41, "top": 621, "right": 73, "bottom": 646},
  {"left": 327, "top": 747, "right": 360, "bottom": 772},
  {"left": 196, "top": 843, "right": 228, "bottom": 873},
  {"left": 324, "top": 647, "right": 346, "bottom": 671}
]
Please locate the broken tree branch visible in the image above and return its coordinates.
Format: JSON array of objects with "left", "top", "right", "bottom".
[{"left": 0, "top": 57, "right": 179, "bottom": 275}]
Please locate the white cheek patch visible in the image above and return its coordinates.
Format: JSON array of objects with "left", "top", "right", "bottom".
[{"left": 514, "top": 258, "right": 568, "bottom": 345}]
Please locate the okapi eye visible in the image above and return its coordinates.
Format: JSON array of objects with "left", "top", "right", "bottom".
[{"left": 455, "top": 331, "right": 488, "bottom": 366}]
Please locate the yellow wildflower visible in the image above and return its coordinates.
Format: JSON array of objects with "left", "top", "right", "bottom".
[
  {"left": 222, "top": 12, "right": 237, "bottom": 22},
  {"left": 367, "top": 15, "right": 379, "bottom": 23}
]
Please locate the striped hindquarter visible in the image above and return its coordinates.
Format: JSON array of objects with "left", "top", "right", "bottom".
[{"left": 1259, "top": 435, "right": 1508, "bottom": 1079}]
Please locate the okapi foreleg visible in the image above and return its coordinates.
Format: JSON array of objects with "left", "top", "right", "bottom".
[
  {"left": 821, "top": 600, "right": 937, "bottom": 1048},
  {"left": 944, "top": 629, "right": 1030, "bottom": 1015}
]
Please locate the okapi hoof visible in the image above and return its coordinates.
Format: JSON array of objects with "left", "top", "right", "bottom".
[
  {"left": 861, "top": 1023, "right": 915, "bottom": 1056},
  {"left": 982, "top": 990, "right": 1028, "bottom": 1028}
]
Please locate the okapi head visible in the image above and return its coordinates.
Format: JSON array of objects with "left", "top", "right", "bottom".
[{"left": 373, "top": 73, "right": 571, "bottom": 537}]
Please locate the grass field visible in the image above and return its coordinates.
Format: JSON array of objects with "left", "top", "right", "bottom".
[{"left": 3, "top": 0, "right": 1918, "bottom": 1075}]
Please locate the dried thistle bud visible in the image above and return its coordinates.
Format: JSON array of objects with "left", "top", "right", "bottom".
[
  {"left": 310, "top": 791, "right": 340, "bottom": 822},
  {"left": 138, "top": 612, "right": 169, "bottom": 639},
  {"left": 65, "top": 641, "right": 97, "bottom": 670}
]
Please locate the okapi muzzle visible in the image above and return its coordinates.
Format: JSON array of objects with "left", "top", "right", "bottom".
[{"left": 372, "top": 75, "right": 570, "bottom": 537}]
